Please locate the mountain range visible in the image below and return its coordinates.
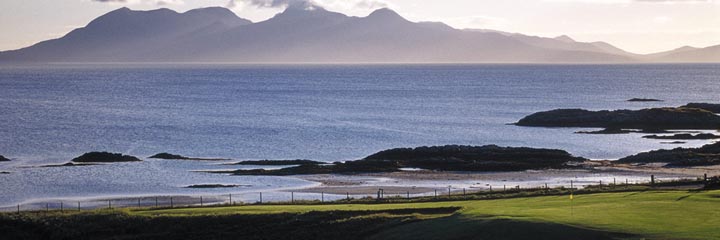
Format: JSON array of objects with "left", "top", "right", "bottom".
[{"left": 1, "top": 4, "right": 718, "bottom": 63}]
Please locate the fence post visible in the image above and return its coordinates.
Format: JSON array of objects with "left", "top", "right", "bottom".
[
  {"left": 448, "top": 187, "right": 451, "bottom": 197},
  {"left": 46, "top": 203, "right": 49, "bottom": 212},
  {"left": 291, "top": 192, "right": 294, "bottom": 203},
  {"left": 17, "top": 204, "right": 20, "bottom": 214},
  {"left": 463, "top": 188, "right": 466, "bottom": 196},
  {"left": 259, "top": 192, "right": 263, "bottom": 204},
  {"left": 434, "top": 189, "right": 438, "bottom": 199},
  {"left": 137, "top": 198, "right": 141, "bottom": 208},
  {"left": 704, "top": 173, "right": 708, "bottom": 185},
  {"left": 78, "top": 201, "right": 80, "bottom": 211},
  {"left": 407, "top": 191, "right": 410, "bottom": 199},
  {"left": 170, "top": 197, "right": 174, "bottom": 208},
  {"left": 321, "top": 192, "right": 324, "bottom": 203},
  {"left": 570, "top": 180, "right": 573, "bottom": 189},
  {"left": 346, "top": 192, "right": 349, "bottom": 201},
  {"left": 200, "top": 196, "right": 203, "bottom": 207},
  {"left": 651, "top": 175, "right": 655, "bottom": 186}
]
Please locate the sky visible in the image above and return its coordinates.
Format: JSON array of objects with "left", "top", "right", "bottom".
[{"left": 0, "top": 0, "right": 718, "bottom": 54}]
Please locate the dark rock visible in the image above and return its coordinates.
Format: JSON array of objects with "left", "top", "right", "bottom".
[
  {"left": 627, "top": 98, "right": 662, "bottom": 102},
  {"left": 150, "top": 153, "right": 189, "bottom": 160},
  {"left": 233, "top": 160, "right": 324, "bottom": 165},
  {"left": 185, "top": 184, "right": 248, "bottom": 188},
  {"left": 576, "top": 128, "right": 634, "bottom": 134},
  {"left": 660, "top": 141, "right": 687, "bottom": 144},
  {"left": 0, "top": 171, "right": 10, "bottom": 174},
  {"left": 72, "top": 152, "right": 141, "bottom": 163},
  {"left": 643, "top": 133, "right": 720, "bottom": 140},
  {"left": 618, "top": 142, "right": 720, "bottom": 166},
  {"left": 681, "top": 103, "right": 720, "bottom": 113},
  {"left": 517, "top": 107, "right": 720, "bottom": 130},
  {"left": 0, "top": 155, "right": 9, "bottom": 161},
  {"left": 149, "top": 152, "right": 229, "bottom": 161},
  {"left": 229, "top": 145, "right": 587, "bottom": 176}
]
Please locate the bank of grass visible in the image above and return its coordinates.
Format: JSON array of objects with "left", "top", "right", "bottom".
[{"left": 3, "top": 190, "right": 720, "bottom": 239}]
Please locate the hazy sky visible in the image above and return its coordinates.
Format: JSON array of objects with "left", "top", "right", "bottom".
[{"left": 1, "top": 0, "right": 719, "bottom": 54}]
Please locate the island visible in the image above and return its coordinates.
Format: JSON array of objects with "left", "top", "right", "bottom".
[
  {"left": 221, "top": 145, "right": 587, "bottom": 176},
  {"left": 149, "top": 153, "right": 229, "bottom": 161},
  {"left": 516, "top": 107, "right": 720, "bottom": 130},
  {"left": 681, "top": 103, "right": 720, "bottom": 113},
  {"left": 627, "top": 98, "right": 663, "bottom": 102},
  {"left": 617, "top": 142, "right": 720, "bottom": 166},
  {"left": 72, "top": 152, "right": 142, "bottom": 163},
  {"left": 0, "top": 155, "right": 9, "bottom": 161},
  {"left": 643, "top": 133, "right": 720, "bottom": 140}
]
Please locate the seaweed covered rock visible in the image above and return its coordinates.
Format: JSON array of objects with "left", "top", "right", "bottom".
[
  {"left": 517, "top": 107, "right": 720, "bottom": 130},
  {"left": 618, "top": 142, "right": 720, "bottom": 167},
  {"left": 72, "top": 152, "right": 141, "bottom": 163},
  {"left": 681, "top": 103, "right": 720, "bottom": 113}
]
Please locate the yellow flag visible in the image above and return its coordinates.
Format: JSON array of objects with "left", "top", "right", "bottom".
[{"left": 570, "top": 193, "right": 574, "bottom": 200}]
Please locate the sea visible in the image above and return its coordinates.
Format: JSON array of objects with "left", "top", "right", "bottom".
[{"left": 1, "top": 63, "right": 718, "bottom": 208}]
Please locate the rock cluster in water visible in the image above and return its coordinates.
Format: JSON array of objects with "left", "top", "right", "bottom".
[
  {"left": 681, "top": 103, "right": 720, "bottom": 113},
  {"left": 227, "top": 145, "right": 587, "bottom": 176},
  {"left": 516, "top": 107, "right": 720, "bottom": 130},
  {"left": 627, "top": 98, "right": 663, "bottom": 102},
  {"left": 72, "top": 152, "right": 142, "bottom": 163},
  {"left": 0, "top": 155, "right": 9, "bottom": 162},
  {"left": 618, "top": 142, "right": 720, "bottom": 167}
]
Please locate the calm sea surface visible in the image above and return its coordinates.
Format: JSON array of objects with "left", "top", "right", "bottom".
[{"left": 0, "top": 64, "right": 718, "bottom": 206}]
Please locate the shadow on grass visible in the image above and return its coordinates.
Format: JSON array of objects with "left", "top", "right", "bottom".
[
  {"left": 0, "top": 207, "right": 460, "bottom": 240},
  {"left": 369, "top": 214, "right": 639, "bottom": 240}
]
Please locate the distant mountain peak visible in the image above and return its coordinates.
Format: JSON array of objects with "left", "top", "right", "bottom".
[
  {"left": 554, "top": 35, "right": 575, "bottom": 43},
  {"left": 366, "top": 8, "right": 409, "bottom": 23}
]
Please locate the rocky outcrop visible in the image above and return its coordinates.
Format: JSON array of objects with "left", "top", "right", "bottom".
[
  {"left": 229, "top": 145, "right": 587, "bottom": 176},
  {"left": 0, "top": 155, "right": 9, "bottom": 161},
  {"left": 627, "top": 98, "right": 662, "bottom": 102},
  {"left": 643, "top": 133, "right": 720, "bottom": 140},
  {"left": 233, "top": 160, "right": 324, "bottom": 165},
  {"left": 681, "top": 103, "right": 720, "bottom": 113},
  {"left": 149, "top": 153, "right": 229, "bottom": 161},
  {"left": 618, "top": 142, "right": 720, "bottom": 166},
  {"left": 516, "top": 107, "right": 720, "bottom": 130},
  {"left": 72, "top": 152, "right": 141, "bottom": 163}
]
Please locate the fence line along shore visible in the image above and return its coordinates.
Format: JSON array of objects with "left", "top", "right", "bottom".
[{"left": 4, "top": 174, "right": 716, "bottom": 214}]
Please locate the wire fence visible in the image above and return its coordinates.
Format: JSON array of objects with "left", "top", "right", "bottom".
[{"left": 3, "top": 174, "right": 712, "bottom": 214}]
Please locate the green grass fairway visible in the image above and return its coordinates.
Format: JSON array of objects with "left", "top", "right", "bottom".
[
  {"left": 132, "top": 190, "right": 720, "bottom": 240},
  {"left": 3, "top": 190, "right": 719, "bottom": 239}
]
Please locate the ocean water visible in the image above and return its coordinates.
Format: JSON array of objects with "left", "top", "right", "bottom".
[{"left": 0, "top": 64, "right": 718, "bottom": 206}]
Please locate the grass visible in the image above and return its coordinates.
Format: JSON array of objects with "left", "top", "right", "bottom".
[{"left": 3, "top": 190, "right": 720, "bottom": 239}]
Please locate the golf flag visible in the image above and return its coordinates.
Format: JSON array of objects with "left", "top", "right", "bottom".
[{"left": 570, "top": 193, "right": 574, "bottom": 200}]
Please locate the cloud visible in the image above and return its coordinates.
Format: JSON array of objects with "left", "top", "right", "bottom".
[
  {"left": 227, "top": 0, "right": 389, "bottom": 10},
  {"left": 90, "top": 0, "right": 184, "bottom": 5}
]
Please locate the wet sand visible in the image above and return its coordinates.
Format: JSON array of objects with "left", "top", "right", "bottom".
[{"left": 292, "top": 164, "right": 702, "bottom": 195}]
